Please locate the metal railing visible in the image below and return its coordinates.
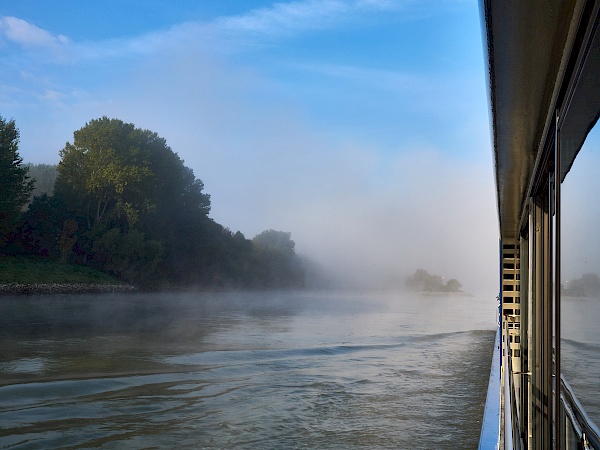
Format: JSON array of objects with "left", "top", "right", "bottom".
[
  {"left": 503, "top": 322, "right": 523, "bottom": 450},
  {"left": 502, "top": 348, "right": 600, "bottom": 450},
  {"left": 560, "top": 376, "right": 600, "bottom": 449},
  {"left": 478, "top": 318, "right": 600, "bottom": 450},
  {"left": 479, "top": 326, "right": 501, "bottom": 449}
]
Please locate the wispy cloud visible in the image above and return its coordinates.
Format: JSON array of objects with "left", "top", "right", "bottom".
[
  {"left": 72, "top": 0, "right": 392, "bottom": 60},
  {"left": 0, "top": 16, "right": 69, "bottom": 49},
  {"left": 0, "top": 0, "right": 420, "bottom": 64},
  {"left": 217, "top": 0, "right": 350, "bottom": 35}
]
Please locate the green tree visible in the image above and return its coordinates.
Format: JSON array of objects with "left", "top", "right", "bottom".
[
  {"left": 0, "top": 115, "right": 34, "bottom": 247},
  {"left": 54, "top": 117, "right": 212, "bottom": 284},
  {"left": 54, "top": 117, "right": 154, "bottom": 230}
]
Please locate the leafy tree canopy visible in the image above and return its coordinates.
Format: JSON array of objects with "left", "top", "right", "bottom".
[
  {"left": 55, "top": 117, "right": 210, "bottom": 232},
  {"left": 55, "top": 117, "right": 156, "bottom": 229}
]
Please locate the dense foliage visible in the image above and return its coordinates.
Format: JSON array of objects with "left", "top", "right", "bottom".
[{"left": 1, "top": 116, "right": 305, "bottom": 289}]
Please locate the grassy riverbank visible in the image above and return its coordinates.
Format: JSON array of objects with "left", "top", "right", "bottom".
[{"left": 0, "top": 256, "right": 122, "bottom": 285}]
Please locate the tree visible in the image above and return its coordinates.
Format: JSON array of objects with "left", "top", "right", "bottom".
[
  {"left": 444, "top": 278, "right": 462, "bottom": 293},
  {"left": 27, "top": 163, "right": 58, "bottom": 199},
  {"left": 406, "top": 269, "right": 443, "bottom": 292},
  {"left": 18, "top": 194, "right": 66, "bottom": 258},
  {"left": 54, "top": 117, "right": 155, "bottom": 230},
  {"left": 406, "top": 269, "right": 462, "bottom": 293},
  {"left": 92, "top": 228, "right": 162, "bottom": 283},
  {"left": 252, "top": 230, "right": 305, "bottom": 288},
  {"left": 54, "top": 117, "right": 212, "bottom": 284},
  {"left": 0, "top": 115, "right": 34, "bottom": 247},
  {"left": 563, "top": 273, "right": 600, "bottom": 297}
]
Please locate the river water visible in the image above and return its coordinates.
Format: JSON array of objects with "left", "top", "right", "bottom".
[{"left": 0, "top": 291, "right": 496, "bottom": 449}]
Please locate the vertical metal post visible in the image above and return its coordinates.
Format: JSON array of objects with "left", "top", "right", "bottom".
[{"left": 554, "top": 110, "right": 561, "bottom": 449}]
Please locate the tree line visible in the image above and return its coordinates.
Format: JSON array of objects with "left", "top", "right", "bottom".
[{"left": 0, "top": 115, "right": 305, "bottom": 289}]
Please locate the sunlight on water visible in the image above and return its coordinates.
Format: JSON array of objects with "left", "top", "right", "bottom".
[{"left": 0, "top": 291, "right": 496, "bottom": 449}]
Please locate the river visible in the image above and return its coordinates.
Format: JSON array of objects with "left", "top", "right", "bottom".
[{"left": 0, "top": 291, "right": 496, "bottom": 449}]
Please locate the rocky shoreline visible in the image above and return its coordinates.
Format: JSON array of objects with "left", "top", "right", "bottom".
[{"left": 0, "top": 283, "right": 136, "bottom": 296}]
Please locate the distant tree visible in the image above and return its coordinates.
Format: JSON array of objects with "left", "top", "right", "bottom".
[
  {"left": 406, "top": 269, "right": 443, "bottom": 292},
  {"left": 406, "top": 269, "right": 462, "bottom": 293},
  {"left": 444, "top": 278, "right": 462, "bottom": 293},
  {"left": 0, "top": 115, "right": 34, "bottom": 247},
  {"left": 563, "top": 273, "right": 600, "bottom": 297},
  {"left": 253, "top": 230, "right": 296, "bottom": 254},
  {"left": 252, "top": 230, "right": 304, "bottom": 288},
  {"left": 27, "top": 163, "right": 58, "bottom": 199}
]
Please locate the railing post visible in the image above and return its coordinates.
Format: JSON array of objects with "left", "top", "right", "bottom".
[{"left": 554, "top": 109, "right": 561, "bottom": 449}]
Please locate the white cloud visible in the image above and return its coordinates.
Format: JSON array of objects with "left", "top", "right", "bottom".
[{"left": 0, "top": 16, "right": 69, "bottom": 49}]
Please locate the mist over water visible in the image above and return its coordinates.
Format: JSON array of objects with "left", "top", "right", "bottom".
[{"left": 0, "top": 291, "right": 496, "bottom": 449}]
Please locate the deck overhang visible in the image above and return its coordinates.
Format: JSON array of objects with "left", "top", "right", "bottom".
[{"left": 480, "top": 0, "right": 600, "bottom": 240}]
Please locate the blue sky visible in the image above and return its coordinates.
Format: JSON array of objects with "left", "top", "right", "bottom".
[{"left": 0, "top": 0, "right": 498, "bottom": 292}]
